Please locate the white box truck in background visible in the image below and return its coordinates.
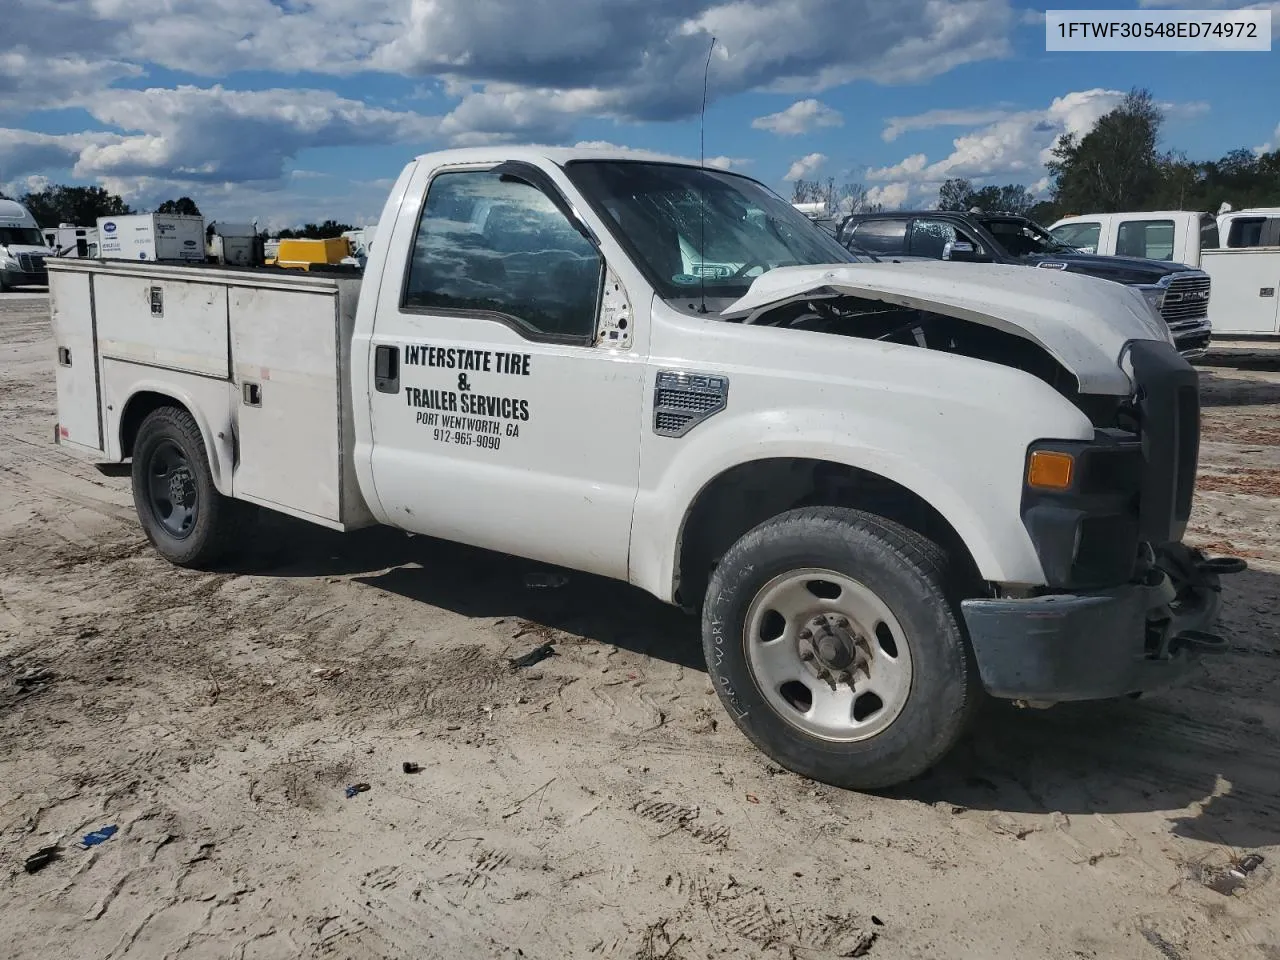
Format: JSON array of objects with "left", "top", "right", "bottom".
[{"left": 97, "top": 214, "right": 206, "bottom": 263}]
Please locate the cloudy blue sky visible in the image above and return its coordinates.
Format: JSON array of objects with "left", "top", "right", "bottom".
[{"left": 1, "top": 0, "right": 1277, "bottom": 229}]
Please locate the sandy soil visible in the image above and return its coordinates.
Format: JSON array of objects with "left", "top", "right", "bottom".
[{"left": 2, "top": 292, "right": 1279, "bottom": 960}]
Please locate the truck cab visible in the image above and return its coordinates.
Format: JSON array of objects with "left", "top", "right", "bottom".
[
  {"left": 840, "top": 210, "right": 1214, "bottom": 358},
  {"left": 1049, "top": 209, "right": 1280, "bottom": 337},
  {"left": 46, "top": 148, "right": 1241, "bottom": 791},
  {"left": 0, "top": 199, "right": 56, "bottom": 290}
]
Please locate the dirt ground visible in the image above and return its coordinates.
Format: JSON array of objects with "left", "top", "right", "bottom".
[{"left": 2, "top": 291, "right": 1279, "bottom": 960}]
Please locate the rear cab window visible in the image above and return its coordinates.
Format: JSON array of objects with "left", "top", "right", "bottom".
[
  {"left": 1225, "top": 217, "right": 1280, "bottom": 248},
  {"left": 1050, "top": 221, "right": 1101, "bottom": 254},
  {"left": 1115, "top": 219, "right": 1175, "bottom": 260}
]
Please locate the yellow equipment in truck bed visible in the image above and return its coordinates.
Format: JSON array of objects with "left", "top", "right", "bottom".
[{"left": 273, "top": 237, "right": 351, "bottom": 270}]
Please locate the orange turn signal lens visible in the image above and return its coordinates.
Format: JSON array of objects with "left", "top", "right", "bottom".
[{"left": 1027, "top": 450, "right": 1075, "bottom": 490}]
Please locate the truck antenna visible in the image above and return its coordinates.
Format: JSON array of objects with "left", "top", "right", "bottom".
[{"left": 698, "top": 35, "right": 716, "bottom": 315}]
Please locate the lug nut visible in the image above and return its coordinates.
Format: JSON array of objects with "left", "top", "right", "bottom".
[{"left": 799, "top": 649, "right": 814, "bottom": 662}]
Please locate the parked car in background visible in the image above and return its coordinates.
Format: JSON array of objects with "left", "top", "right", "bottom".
[
  {"left": 1048, "top": 209, "right": 1280, "bottom": 338},
  {"left": 0, "top": 199, "right": 57, "bottom": 290},
  {"left": 838, "top": 210, "right": 1214, "bottom": 359}
]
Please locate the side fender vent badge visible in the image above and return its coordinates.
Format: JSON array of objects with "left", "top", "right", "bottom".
[{"left": 653, "top": 370, "right": 728, "bottom": 438}]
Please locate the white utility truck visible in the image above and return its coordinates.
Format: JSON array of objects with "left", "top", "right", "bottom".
[
  {"left": 47, "top": 148, "right": 1241, "bottom": 789},
  {"left": 1049, "top": 209, "right": 1280, "bottom": 337}
]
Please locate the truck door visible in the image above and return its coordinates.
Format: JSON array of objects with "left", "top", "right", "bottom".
[{"left": 365, "top": 161, "right": 645, "bottom": 580}]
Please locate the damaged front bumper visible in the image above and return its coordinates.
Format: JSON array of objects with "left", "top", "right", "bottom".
[{"left": 961, "top": 545, "right": 1245, "bottom": 702}]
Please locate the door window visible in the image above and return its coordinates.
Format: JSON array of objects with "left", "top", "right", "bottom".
[
  {"left": 404, "top": 169, "right": 603, "bottom": 343},
  {"left": 847, "top": 219, "right": 907, "bottom": 256},
  {"left": 1050, "top": 221, "right": 1101, "bottom": 253},
  {"left": 907, "top": 219, "right": 980, "bottom": 258},
  {"left": 1115, "top": 219, "right": 1175, "bottom": 260}
]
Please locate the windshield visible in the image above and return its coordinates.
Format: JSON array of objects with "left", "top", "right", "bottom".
[
  {"left": 978, "top": 217, "right": 1075, "bottom": 257},
  {"left": 0, "top": 227, "right": 45, "bottom": 247},
  {"left": 563, "top": 160, "right": 855, "bottom": 300}
]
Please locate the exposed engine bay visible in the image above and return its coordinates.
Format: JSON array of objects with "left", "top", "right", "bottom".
[{"left": 741, "top": 294, "right": 1133, "bottom": 429}]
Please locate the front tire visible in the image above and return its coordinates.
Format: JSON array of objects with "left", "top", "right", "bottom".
[
  {"left": 131, "top": 406, "right": 243, "bottom": 568},
  {"left": 702, "top": 507, "right": 976, "bottom": 790}
]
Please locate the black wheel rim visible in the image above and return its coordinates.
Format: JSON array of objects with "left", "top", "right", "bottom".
[{"left": 146, "top": 439, "right": 198, "bottom": 539}]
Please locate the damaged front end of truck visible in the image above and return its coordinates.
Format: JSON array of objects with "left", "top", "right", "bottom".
[{"left": 719, "top": 260, "right": 1245, "bottom": 705}]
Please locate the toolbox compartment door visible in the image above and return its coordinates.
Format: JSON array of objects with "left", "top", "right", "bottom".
[
  {"left": 228, "top": 285, "right": 345, "bottom": 525},
  {"left": 49, "top": 269, "right": 105, "bottom": 453}
]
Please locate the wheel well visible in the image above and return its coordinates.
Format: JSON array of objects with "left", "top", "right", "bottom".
[
  {"left": 119, "top": 392, "right": 188, "bottom": 458},
  {"left": 674, "top": 458, "right": 981, "bottom": 609}
]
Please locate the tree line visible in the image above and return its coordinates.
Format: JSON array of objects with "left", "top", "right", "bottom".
[
  {"left": 0, "top": 184, "right": 353, "bottom": 238},
  {"left": 790, "top": 88, "right": 1278, "bottom": 224}
]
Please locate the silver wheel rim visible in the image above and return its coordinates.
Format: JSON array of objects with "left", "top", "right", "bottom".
[{"left": 744, "top": 568, "right": 914, "bottom": 743}]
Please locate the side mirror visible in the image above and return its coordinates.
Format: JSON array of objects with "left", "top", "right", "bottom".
[{"left": 942, "top": 239, "right": 989, "bottom": 263}]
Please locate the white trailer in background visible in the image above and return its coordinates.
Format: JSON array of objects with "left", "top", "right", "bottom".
[
  {"left": 97, "top": 214, "right": 206, "bottom": 263},
  {"left": 43, "top": 224, "right": 101, "bottom": 259}
]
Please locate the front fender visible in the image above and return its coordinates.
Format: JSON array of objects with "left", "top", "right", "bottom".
[{"left": 628, "top": 398, "right": 1090, "bottom": 604}]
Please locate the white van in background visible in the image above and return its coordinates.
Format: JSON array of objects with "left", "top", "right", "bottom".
[
  {"left": 1048, "top": 209, "right": 1280, "bottom": 337},
  {"left": 0, "top": 199, "right": 57, "bottom": 291}
]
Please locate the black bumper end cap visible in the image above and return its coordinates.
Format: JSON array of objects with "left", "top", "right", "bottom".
[{"left": 961, "top": 588, "right": 1199, "bottom": 702}]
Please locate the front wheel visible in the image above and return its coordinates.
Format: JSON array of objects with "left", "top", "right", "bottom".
[
  {"left": 131, "top": 406, "right": 246, "bottom": 568},
  {"left": 702, "top": 507, "right": 977, "bottom": 790}
]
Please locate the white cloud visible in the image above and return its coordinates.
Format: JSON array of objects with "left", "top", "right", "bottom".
[
  {"left": 571, "top": 141, "right": 746, "bottom": 169},
  {"left": 784, "top": 152, "right": 827, "bottom": 181},
  {"left": 0, "top": 128, "right": 124, "bottom": 178},
  {"left": 868, "top": 89, "right": 1130, "bottom": 187},
  {"left": 752, "top": 99, "right": 843, "bottom": 136},
  {"left": 866, "top": 182, "right": 910, "bottom": 209},
  {"left": 69, "top": 86, "right": 438, "bottom": 183},
  {"left": 0, "top": 51, "right": 142, "bottom": 114},
  {"left": 1255, "top": 123, "right": 1280, "bottom": 155},
  {"left": 0, "top": 0, "right": 1019, "bottom": 219},
  {"left": 0, "top": 174, "right": 51, "bottom": 199},
  {"left": 882, "top": 107, "right": 1012, "bottom": 141}
]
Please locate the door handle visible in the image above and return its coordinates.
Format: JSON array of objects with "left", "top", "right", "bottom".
[
  {"left": 57, "top": 346, "right": 72, "bottom": 366},
  {"left": 374, "top": 345, "right": 400, "bottom": 393},
  {"left": 242, "top": 381, "right": 262, "bottom": 407}
]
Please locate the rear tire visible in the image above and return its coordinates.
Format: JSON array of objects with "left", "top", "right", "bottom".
[
  {"left": 702, "top": 506, "right": 977, "bottom": 790},
  {"left": 131, "top": 406, "right": 245, "bottom": 568}
]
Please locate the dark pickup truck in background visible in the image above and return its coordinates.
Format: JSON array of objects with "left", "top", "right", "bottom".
[{"left": 839, "top": 211, "right": 1213, "bottom": 359}]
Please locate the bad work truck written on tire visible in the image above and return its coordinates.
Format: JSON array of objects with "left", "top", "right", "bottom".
[{"left": 47, "top": 147, "right": 1245, "bottom": 791}]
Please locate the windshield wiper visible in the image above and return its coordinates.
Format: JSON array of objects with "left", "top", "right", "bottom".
[{"left": 841, "top": 238, "right": 881, "bottom": 263}]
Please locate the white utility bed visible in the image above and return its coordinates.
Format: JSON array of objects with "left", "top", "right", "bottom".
[{"left": 47, "top": 258, "right": 373, "bottom": 530}]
